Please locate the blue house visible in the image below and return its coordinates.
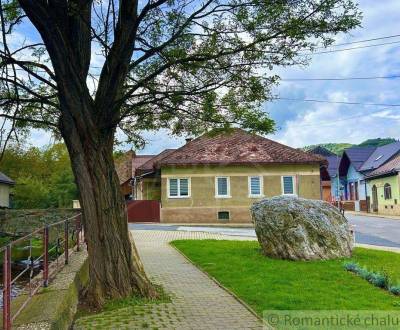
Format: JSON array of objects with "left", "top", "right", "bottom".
[{"left": 338, "top": 147, "right": 376, "bottom": 211}]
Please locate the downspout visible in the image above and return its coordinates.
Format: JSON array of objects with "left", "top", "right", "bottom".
[{"left": 364, "top": 179, "right": 369, "bottom": 213}]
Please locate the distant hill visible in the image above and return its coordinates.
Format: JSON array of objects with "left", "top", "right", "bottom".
[
  {"left": 303, "top": 143, "right": 353, "bottom": 155},
  {"left": 303, "top": 138, "right": 398, "bottom": 155},
  {"left": 358, "top": 138, "right": 397, "bottom": 148}
]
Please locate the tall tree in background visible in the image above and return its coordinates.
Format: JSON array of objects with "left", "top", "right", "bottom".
[{"left": 0, "top": 0, "right": 361, "bottom": 306}]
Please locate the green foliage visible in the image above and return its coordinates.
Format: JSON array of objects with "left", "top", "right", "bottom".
[
  {"left": 304, "top": 138, "right": 398, "bottom": 155},
  {"left": 1, "top": 0, "right": 362, "bottom": 146},
  {"left": 0, "top": 143, "right": 78, "bottom": 209},
  {"left": 359, "top": 138, "right": 398, "bottom": 148},
  {"left": 303, "top": 143, "right": 354, "bottom": 155},
  {"left": 172, "top": 241, "right": 400, "bottom": 312},
  {"left": 389, "top": 286, "right": 400, "bottom": 296},
  {"left": 344, "top": 262, "right": 393, "bottom": 291}
]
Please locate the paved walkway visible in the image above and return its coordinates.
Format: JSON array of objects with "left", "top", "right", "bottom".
[{"left": 75, "top": 231, "right": 262, "bottom": 329}]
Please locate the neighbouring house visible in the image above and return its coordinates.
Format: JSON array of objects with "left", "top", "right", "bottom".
[
  {"left": 338, "top": 146, "right": 376, "bottom": 211},
  {"left": 365, "top": 154, "right": 400, "bottom": 215},
  {"left": 308, "top": 146, "right": 341, "bottom": 202},
  {"left": 115, "top": 150, "right": 154, "bottom": 200},
  {"left": 130, "top": 129, "right": 325, "bottom": 223},
  {"left": 0, "top": 172, "right": 15, "bottom": 208},
  {"left": 338, "top": 141, "right": 400, "bottom": 212}
]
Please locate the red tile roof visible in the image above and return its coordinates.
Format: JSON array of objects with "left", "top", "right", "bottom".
[
  {"left": 367, "top": 153, "right": 400, "bottom": 178},
  {"left": 136, "top": 149, "right": 176, "bottom": 175},
  {"left": 158, "top": 128, "right": 325, "bottom": 166},
  {"left": 115, "top": 151, "right": 154, "bottom": 184}
]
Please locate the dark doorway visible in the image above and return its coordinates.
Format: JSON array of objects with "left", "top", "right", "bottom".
[{"left": 372, "top": 185, "right": 378, "bottom": 212}]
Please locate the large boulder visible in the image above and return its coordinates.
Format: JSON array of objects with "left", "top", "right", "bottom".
[{"left": 250, "top": 196, "right": 353, "bottom": 260}]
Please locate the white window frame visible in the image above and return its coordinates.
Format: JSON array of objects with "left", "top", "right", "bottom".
[
  {"left": 167, "top": 178, "right": 191, "bottom": 198},
  {"left": 281, "top": 175, "right": 296, "bottom": 196},
  {"left": 215, "top": 176, "right": 231, "bottom": 198},
  {"left": 248, "top": 176, "right": 264, "bottom": 198}
]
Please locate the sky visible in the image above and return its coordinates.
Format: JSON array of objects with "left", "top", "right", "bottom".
[{"left": 25, "top": 0, "right": 400, "bottom": 154}]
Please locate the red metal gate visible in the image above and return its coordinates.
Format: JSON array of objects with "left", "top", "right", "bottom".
[{"left": 127, "top": 200, "right": 160, "bottom": 223}]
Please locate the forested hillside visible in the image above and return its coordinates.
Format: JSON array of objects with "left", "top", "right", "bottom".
[{"left": 303, "top": 138, "right": 398, "bottom": 155}]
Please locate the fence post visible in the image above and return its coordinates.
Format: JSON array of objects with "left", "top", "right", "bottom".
[
  {"left": 3, "top": 245, "right": 11, "bottom": 330},
  {"left": 76, "top": 215, "right": 80, "bottom": 252},
  {"left": 43, "top": 226, "right": 49, "bottom": 287},
  {"left": 64, "top": 220, "right": 69, "bottom": 265}
]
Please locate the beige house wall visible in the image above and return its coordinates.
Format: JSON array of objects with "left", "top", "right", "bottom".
[
  {"left": 136, "top": 177, "right": 162, "bottom": 201},
  {"left": 0, "top": 184, "right": 11, "bottom": 208},
  {"left": 160, "top": 164, "right": 321, "bottom": 223}
]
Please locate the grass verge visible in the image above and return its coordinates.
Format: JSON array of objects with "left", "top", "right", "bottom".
[
  {"left": 73, "top": 285, "right": 170, "bottom": 329},
  {"left": 171, "top": 240, "right": 400, "bottom": 315}
]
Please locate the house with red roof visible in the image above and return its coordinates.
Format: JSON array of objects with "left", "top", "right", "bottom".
[
  {"left": 365, "top": 152, "right": 400, "bottom": 215},
  {"left": 123, "top": 128, "right": 325, "bottom": 223},
  {"left": 337, "top": 141, "right": 400, "bottom": 214}
]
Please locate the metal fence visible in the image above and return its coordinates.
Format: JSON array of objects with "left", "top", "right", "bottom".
[{"left": 1, "top": 213, "right": 83, "bottom": 330}]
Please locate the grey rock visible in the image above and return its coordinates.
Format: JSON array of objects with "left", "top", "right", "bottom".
[{"left": 250, "top": 196, "right": 353, "bottom": 260}]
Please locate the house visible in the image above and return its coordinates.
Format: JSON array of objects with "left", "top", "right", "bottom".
[
  {"left": 308, "top": 146, "right": 341, "bottom": 202},
  {"left": 131, "top": 129, "right": 325, "bottom": 223},
  {"left": 365, "top": 154, "right": 400, "bottom": 215},
  {"left": 115, "top": 150, "right": 155, "bottom": 200},
  {"left": 338, "top": 147, "right": 376, "bottom": 211},
  {"left": 338, "top": 142, "right": 400, "bottom": 212},
  {"left": 0, "top": 172, "right": 15, "bottom": 208}
]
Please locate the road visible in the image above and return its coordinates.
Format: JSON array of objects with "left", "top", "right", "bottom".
[
  {"left": 130, "top": 213, "right": 400, "bottom": 248},
  {"left": 347, "top": 214, "right": 400, "bottom": 248}
]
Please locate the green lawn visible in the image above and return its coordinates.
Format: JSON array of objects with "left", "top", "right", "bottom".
[{"left": 171, "top": 240, "right": 400, "bottom": 315}]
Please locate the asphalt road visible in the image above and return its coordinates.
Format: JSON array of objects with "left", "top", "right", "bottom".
[{"left": 129, "top": 213, "right": 400, "bottom": 248}]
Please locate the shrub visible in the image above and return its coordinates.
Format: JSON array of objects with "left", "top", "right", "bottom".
[
  {"left": 368, "top": 272, "right": 390, "bottom": 289},
  {"left": 344, "top": 262, "right": 359, "bottom": 272},
  {"left": 389, "top": 286, "right": 400, "bottom": 296},
  {"left": 344, "top": 263, "right": 394, "bottom": 293}
]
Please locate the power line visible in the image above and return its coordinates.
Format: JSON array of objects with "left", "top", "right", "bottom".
[
  {"left": 292, "top": 108, "right": 400, "bottom": 128},
  {"left": 304, "top": 40, "right": 400, "bottom": 55},
  {"left": 315, "top": 34, "right": 400, "bottom": 49},
  {"left": 281, "top": 75, "right": 400, "bottom": 81},
  {"left": 291, "top": 108, "right": 392, "bottom": 128},
  {"left": 275, "top": 97, "right": 400, "bottom": 107}
]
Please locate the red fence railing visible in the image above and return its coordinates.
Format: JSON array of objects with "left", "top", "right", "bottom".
[{"left": 1, "top": 213, "right": 83, "bottom": 330}]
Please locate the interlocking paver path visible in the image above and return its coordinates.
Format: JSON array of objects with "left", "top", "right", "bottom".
[{"left": 75, "top": 230, "right": 262, "bottom": 329}]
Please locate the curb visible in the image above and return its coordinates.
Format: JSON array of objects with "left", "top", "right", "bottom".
[
  {"left": 347, "top": 211, "right": 400, "bottom": 221},
  {"left": 355, "top": 243, "right": 400, "bottom": 253},
  {"left": 169, "top": 241, "right": 268, "bottom": 328}
]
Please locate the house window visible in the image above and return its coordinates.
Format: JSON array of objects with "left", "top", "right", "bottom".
[
  {"left": 168, "top": 178, "right": 190, "bottom": 198},
  {"left": 215, "top": 177, "right": 230, "bottom": 198},
  {"left": 384, "top": 183, "right": 392, "bottom": 200},
  {"left": 248, "top": 176, "right": 263, "bottom": 197},
  {"left": 217, "top": 211, "right": 230, "bottom": 221},
  {"left": 282, "top": 176, "right": 295, "bottom": 195}
]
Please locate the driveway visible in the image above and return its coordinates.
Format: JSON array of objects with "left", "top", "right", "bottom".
[{"left": 130, "top": 213, "right": 400, "bottom": 248}]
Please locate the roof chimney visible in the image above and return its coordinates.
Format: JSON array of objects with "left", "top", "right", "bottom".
[{"left": 185, "top": 137, "right": 193, "bottom": 144}]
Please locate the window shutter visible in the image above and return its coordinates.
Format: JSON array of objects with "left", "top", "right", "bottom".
[
  {"left": 283, "top": 176, "right": 294, "bottom": 194},
  {"left": 180, "top": 179, "right": 189, "bottom": 196},
  {"left": 218, "top": 177, "right": 228, "bottom": 196},
  {"left": 250, "top": 177, "right": 261, "bottom": 195},
  {"left": 169, "top": 179, "right": 178, "bottom": 196}
]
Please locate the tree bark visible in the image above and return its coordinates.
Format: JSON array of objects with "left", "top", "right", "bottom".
[{"left": 60, "top": 110, "right": 157, "bottom": 308}]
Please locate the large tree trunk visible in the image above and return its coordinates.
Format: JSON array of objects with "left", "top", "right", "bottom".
[{"left": 60, "top": 112, "right": 157, "bottom": 308}]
